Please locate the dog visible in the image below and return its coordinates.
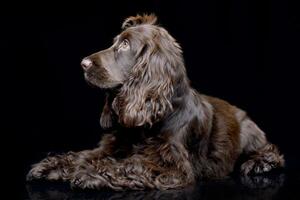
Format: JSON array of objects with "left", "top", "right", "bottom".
[{"left": 27, "top": 14, "right": 284, "bottom": 190}]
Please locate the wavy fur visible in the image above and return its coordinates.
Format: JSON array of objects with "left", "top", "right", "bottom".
[{"left": 27, "top": 14, "right": 284, "bottom": 191}]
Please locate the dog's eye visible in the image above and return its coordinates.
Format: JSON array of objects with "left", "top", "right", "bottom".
[{"left": 119, "top": 39, "right": 130, "bottom": 51}]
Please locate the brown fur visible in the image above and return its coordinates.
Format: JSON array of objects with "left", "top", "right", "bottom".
[{"left": 27, "top": 14, "right": 284, "bottom": 190}]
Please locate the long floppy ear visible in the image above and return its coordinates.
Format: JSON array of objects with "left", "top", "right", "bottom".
[
  {"left": 122, "top": 14, "right": 157, "bottom": 29},
  {"left": 113, "top": 29, "right": 184, "bottom": 128}
]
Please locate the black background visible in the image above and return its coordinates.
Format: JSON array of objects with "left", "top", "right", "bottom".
[{"left": 3, "top": 0, "right": 300, "bottom": 199}]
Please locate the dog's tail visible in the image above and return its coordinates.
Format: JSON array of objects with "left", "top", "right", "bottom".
[{"left": 237, "top": 112, "right": 285, "bottom": 175}]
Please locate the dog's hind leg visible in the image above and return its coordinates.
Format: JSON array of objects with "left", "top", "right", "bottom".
[{"left": 238, "top": 113, "right": 285, "bottom": 175}]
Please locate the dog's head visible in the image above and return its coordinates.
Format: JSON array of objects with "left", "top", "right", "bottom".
[
  {"left": 81, "top": 14, "right": 159, "bottom": 89},
  {"left": 81, "top": 14, "right": 187, "bottom": 127}
]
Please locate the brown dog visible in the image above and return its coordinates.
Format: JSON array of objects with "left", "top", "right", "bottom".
[{"left": 27, "top": 14, "right": 284, "bottom": 190}]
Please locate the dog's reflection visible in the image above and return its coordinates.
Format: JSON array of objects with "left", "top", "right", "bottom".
[{"left": 26, "top": 173, "right": 285, "bottom": 200}]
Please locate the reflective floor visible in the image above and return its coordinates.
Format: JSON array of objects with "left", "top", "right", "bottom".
[{"left": 23, "top": 170, "right": 300, "bottom": 200}]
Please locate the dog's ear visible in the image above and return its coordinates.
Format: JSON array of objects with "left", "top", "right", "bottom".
[
  {"left": 100, "top": 93, "right": 113, "bottom": 129},
  {"left": 122, "top": 14, "right": 157, "bottom": 29},
  {"left": 113, "top": 29, "right": 184, "bottom": 128}
]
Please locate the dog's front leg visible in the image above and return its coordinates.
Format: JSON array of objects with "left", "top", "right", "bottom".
[
  {"left": 71, "top": 141, "right": 195, "bottom": 190},
  {"left": 27, "top": 134, "right": 117, "bottom": 182},
  {"left": 26, "top": 151, "right": 78, "bottom": 181}
]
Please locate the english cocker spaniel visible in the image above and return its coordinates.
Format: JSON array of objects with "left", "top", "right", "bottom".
[{"left": 27, "top": 14, "right": 284, "bottom": 190}]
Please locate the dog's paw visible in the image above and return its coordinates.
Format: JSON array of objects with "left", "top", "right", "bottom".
[
  {"left": 26, "top": 164, "right": 49, "bottom": 181},
  {"left": 240, "top": 158, "right": 276, "bottom": 175}
]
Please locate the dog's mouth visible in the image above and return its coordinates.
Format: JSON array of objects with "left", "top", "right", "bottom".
[{"left": 84, "top": 72, "right": 123, "bottom": 90}]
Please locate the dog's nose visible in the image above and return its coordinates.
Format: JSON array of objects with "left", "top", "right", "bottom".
[{"left": 81, "top": 59, "right": 93, "bottom": 70}]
